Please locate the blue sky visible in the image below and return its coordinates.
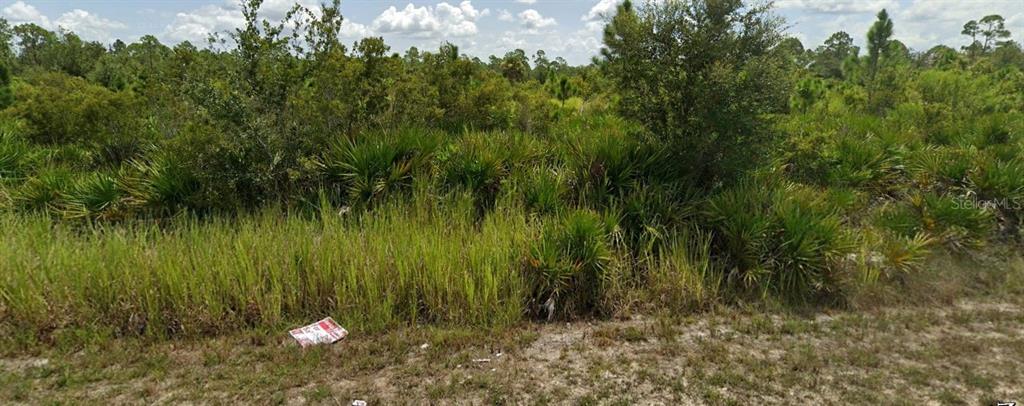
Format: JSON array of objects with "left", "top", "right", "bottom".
[{"left": 1, "top": 0, "right": 1022, "bottom": 64}]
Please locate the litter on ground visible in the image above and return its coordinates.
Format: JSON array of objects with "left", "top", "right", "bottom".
[{"left": 289, "top": 317, "right": 348, "bottom": 347}]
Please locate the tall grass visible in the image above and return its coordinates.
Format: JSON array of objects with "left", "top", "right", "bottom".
[
  {"left": 0, "top": 193, "right": 535, "bottom": 341},
  {"left": 648, "top": 227, "right": 718, "bottom": 310}
]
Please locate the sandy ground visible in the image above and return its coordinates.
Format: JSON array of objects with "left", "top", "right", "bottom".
[{"left": 2, "top": 298, "right": 1023, "bottom": 404}]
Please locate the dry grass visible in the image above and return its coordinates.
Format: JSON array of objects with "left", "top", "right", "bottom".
[{"left": 2, "top": 296, "right": 1022, "bottom": 404}]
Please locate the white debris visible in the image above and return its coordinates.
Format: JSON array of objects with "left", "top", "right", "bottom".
[{"left": 289, "top": 317, "right": 348, "bottom": 347}]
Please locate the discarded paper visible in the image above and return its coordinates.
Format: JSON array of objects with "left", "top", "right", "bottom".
[{"left": 289, "top": 317, "right": 348, "bottom": 347}]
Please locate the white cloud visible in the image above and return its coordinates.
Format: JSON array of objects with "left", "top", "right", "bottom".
[
  {"left": 582, "top": 0, "right": 668, "bottom": 22},
  {"left": 892, "top": 0, "right": 1024, "bottom": 51},
  {"left": 2, "top": 1, "right": 50, "bottom": 27},
  {"left": 164, "top": 4, "right": 245, "bottom": 43},
  {"left": 775, "top": 0, "right": 897, "bottom": 14},
  {"left": 519, "top": 9, "right": 556, "bottom": 29},
  {"left": 515, "top": 0, "right": 538, "bottom": 4},
  {"left": 1, "top": 1, "right": 126, "bottom": 43},
  {"left": 782, "top": 0, "right": 1023, "bottom": 53},
  {"left": 583, "top": 0, "right": 619, "bottom": 21},
  {"left": 258, "top": 0, "right": 319, "bottom": 21},
  {"left": 164, "top": 0, "right": 373, "bottom": 44},
  {"left": 372, "top": 1, "right": 488, "bottom": 38},
  {"left": 497, "top": 25, "right": 601, "bottom": 64},
  {"left": 374, "top": 4, "right": 441, "bottom": 36},
  {"left": 498, "top": 10, "right": 514, "bottom": 22},
  {"left": 54, "top": 9, "right": 127, "bottom": 42},
  {"left": 340, "top": 20, "right": 373, "bottom": 39},
  {"left": 584, "top": 21, "right": 605, "bottom": 33}
]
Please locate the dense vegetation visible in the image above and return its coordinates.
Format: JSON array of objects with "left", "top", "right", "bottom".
[{"left": 1, "top": 0, "right": 1023, "bottom": 344}]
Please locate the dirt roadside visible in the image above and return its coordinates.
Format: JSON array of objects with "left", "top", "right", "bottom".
[{"left": 2, "top": 298, "right": 1022, "bottom": 405}]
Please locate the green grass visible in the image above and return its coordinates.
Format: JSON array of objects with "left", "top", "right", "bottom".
[{"left": 0, "top": 192, "right": 537, "bottom": 344}]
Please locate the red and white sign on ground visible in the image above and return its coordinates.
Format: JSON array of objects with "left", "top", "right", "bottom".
[{"left": 289, "top": 317, "right": 349, "bottom": 347}]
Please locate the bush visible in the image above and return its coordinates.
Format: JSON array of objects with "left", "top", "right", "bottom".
[
  {"left": 526, "top": 210, "right": 616, "bottom": 319},
  {"left": 970, "top": 158, "right": 1024, "bottom": 203},
  {"left": 824, "top": 134, "right": 899, "bottom": 190},
  {"left": 564, "top": 125, "right": 668, "bottom": 206},
  {"left": 438, "top": 133, "right": 511, "bottom": 212},
  {"left": 769, "top": 187, "right": 850, "bottom": 299},
  {"left": 62, "top": 172, "right": 122, "bottom": 220},
  {"left": 517, "top": 165, "right": 566, "bottom": 215},
  {"left": 12, "top": 169, "right": 71, "bottom": 212},
  {"left": 0, "top": 124, "right": 28, "bottom": 180},
  {"left": 613, "top": 181, "right": 693, "bottom": 252},
  {"left": 120, "top": 153, "right": 200, "bottom": 216},
  {"left": 6, "top": 72, "right": 150, "bottom": 166},
  {"left": 907, "top": 146, "right": 977, "bottom": 189},
  {"left": 876, "top": 193, "right": 994, "bottom": 249},
  {"left": 321, "top": 129, "right": 439, "bottom": 207},
  {"left": 705, "top": 180, "right": 853, "bottom": 301}
]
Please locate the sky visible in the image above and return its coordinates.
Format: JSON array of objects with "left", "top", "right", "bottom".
[{"left": 0, "top": 0, "right": 1021, "bottom": 65}]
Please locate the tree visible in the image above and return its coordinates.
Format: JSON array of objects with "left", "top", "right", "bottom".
[
  {"left": 813, "top": 31, "right": 856, "bottom": 79},
  {"left": 991, "top": 41, "right": 1024, "bottom": 70},
  {"left": 0, "top": 19, "right": 13, "bottom": 63},
  {"left": 532, "top": 50, "right": 551, "bottom": 82},
  {"left": 0, "top": 61, "right": 12, "bottom": 109},
  {"left": 961, "top": 20, "right": 982, "bottom": 58},
  {"left": 498, "top": 49, "right": 529, "bottom": 82},
  {"left": 778, "top": 37, "right": 812, "bottom": 68},
  {"left": 12, "top": 23, "right": 56, "bottom": 69},
  {"left": 601, "top": 0, "right": 788, "bottom": 186},
  {"left": 979, "top": 15, "right": 1011, "bottom": 51},
  {"left": 549, "top": 75, "right": 577, "bottom": 105},
  {"left": 921, "top": 45, "right": 959, "bottom": 69},
  {"left": 866, "top": 9, "right": 893, "bottom": 81},
  {"left": 790, "top": 76, "right": 824, "bottom": 113},
  {"left": 864, "top": 9, "right": 895, "bottom": 114},
  {"left": 303, "top": 0, "right": 345, "bottom": 63},
  {"left": 963, "top": 15, "right": 1012, "bottom": 56}
]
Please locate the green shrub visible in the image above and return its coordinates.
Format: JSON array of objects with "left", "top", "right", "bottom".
[
  {"left": 526, "top": 209, "right": 615, "bottom": 319},
  {"left": 600, "top": 0, "right": 789, "bottom": 187},
  {"left": 769, "top": 187, "right": 850, "bottom": 299},
  {"left": 121, "top": 153, "right": 200, "bottom": 216},
  {"left": 876, "top": 193, "right": 994, "bottom": 249},
  {"left": 62, "top": 172, "right": 122, "bottom": 220},
  {"left": 7, "top": 72, "right": 147, "bottom": 148},
  {"left": 908, "top": 146, "right": 977, "bottom": 189},
  {"left": 973, "top": 113, "right": 1016, "bottom": 147},
  {"left": 438, "top": 134, "right": 512, "bottom": 211},
  {"left": 0, "top": 125, "right": 28, "bottom": 180},
  {"left": 565, "top": 126, "right": 668, "bottom": 206},
  {"left": 705, "top": 180, "right": 853, "bottom": 300},
  {"left": 879, "top": 232, "right": 934, "bottom": 278},
  {"left": 321, "top": 129, "right": 439, "bottom": 207},
  {"left": 824, "top": 134, "right": 898, "bottom": 190},
  {"left": 518, "top": 166, "right": 566, "bottom": 215},
  {"left": 613, "top": 181, "right": 693, "bottom": 252},
  {"left": 12, "top": 169, "right": 71, "bottom": 212},
  {"left": 970, "top": 158, "right": 1024, "bottom": 202},
  {"left": 704, "top": 181, "right": 775, "bottom": 276},
  {"left": 29, "top": 145, "right": 95, "bottom": 172}
]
